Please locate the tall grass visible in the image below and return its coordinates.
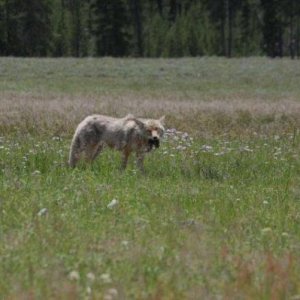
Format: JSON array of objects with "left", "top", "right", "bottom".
[{"left": 1, "top": 57, "right": 300, "bottom": 299}]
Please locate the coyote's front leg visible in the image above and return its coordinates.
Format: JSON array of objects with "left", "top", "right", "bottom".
[
  {"left": 121, "top": 149, "right": 131, "bottom": 170},
  {"left": 136, "top": 151, "right": 145, "bottom": 173}
]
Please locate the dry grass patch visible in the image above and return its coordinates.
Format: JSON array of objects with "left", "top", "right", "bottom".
[{"left": 1, "top": 92, "right": 300, "bottom": 137}]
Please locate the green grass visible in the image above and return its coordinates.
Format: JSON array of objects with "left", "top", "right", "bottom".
[
  {"left": 1, "top": 57, "right": 300, "bottom": 99},
  {"left": 1, "top": 57, "right": 300, "bottom": 299}
]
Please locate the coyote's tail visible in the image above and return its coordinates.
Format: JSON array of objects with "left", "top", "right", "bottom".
[{"left": 68, "top": 134, "right": 81, "bottom": 168}]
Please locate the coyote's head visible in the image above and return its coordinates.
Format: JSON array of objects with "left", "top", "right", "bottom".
[
  {"left": 143, "top": 116, "right": 165, "bottom": 151},
  {"left": 124, "top": 115, "right": 165, "bottom": 152}
]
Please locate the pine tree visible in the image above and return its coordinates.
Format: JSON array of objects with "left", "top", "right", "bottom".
[
  {"left": 234, "top": 0, "right": 262, "bottom": 56},
  {"left": 92, "top": 0, "right": 129, "bottom": 56},
  {"left": 143, "top": 13, "right": 169, "bottom": 57},
  {"left": 53, "top": 0, "right": 70, "bottom": 56},
  {"left": 0, "top": 0, "right": 7, "bottom": 55},
  {"left": 17, "top": 0, "right": 52, "bottom": 56},
  {"left": 129, "top": 0, "right": 143, "bottom": 56},
  {"left": 261, "top": 0, "right": 284, "bottom": 57},
  {"left": 0, "top": 0, "right": 298, "bottom": 57},
  {"left": 65, "top": 0, "right": 82, "bottom": 57}
]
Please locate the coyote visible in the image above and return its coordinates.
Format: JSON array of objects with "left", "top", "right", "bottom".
[{"left": 68, "top": 114, "right": 165, "bottom": 172}]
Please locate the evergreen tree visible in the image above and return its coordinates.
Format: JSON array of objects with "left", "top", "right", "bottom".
[
  {"left": 64, "top": 0, "right": 83, "bottom": 57},
  {"left": 282, "top": 0, "right": 300, "bottom": 58},
  {"left": 53, "top": 0, "right": 70, "bottom": 56},
  {"left": 183, "top": 2, "right": 216, "bottom": 56},
  {"left": 0, "top": 0, "right": 299, "bottom": 58},
  {"left": 156, "top": 0, "right": 163, "bottom": 16},
  {"left": 129, "top": 0, "right": 143, "bottom": 56},
  {"left": 17, "top": 0, "right": 52, "bottom": 56},
  {"left": 261, "top": 0, "right": 284, "bottom": 57},
  {"left": 2, "top": 0, "right": 23, "bottom": 55},
  {"left": 143, "top": 13, "right": 169, "bottom": 57},
  {"left": 0, "top": 0, "right": 7, "bottom": 55},
  {"left": 92, "top": 0, "right": 129, "bottom": 56},
  {"left": 205, "top": 0, "right": 227, "bottom": 55}
]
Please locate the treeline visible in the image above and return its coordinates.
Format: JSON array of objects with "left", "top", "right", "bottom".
[{"left": 0, "top": 0, "right": 299, "bottom": 58}]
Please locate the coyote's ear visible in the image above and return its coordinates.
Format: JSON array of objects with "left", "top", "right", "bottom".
[
  {"left": 159, "top": 116, "right": 165, "bottom": 125},
  {"left": 131, "top": 117, "right": 146, "bottom": 129},
  {"left": 125, "top": 113, "right": 135, "bottom": 119}
]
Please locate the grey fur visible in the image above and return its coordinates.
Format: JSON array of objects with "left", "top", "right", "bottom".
[{"left": 69, "top": 114, "right": 165, "bottom": 172}]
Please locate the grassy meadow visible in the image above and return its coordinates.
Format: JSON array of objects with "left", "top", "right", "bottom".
[{"left": 1, "top": 57, "right": 300, "bottom": 299}]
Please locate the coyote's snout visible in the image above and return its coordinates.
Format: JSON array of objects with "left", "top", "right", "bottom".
[
  {"left": 68, "top": 114, "right": 165, "bottom": 172},
  {"left": 148, "top": 137, "right": 160, "bottom": 150}
]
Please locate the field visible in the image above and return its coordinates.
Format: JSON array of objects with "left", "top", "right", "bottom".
[{"left": 1, "top": 57, "right": 300, "bottom": 299}]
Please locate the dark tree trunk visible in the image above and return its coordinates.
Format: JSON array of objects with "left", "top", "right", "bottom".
[
  {"left": 228, "top": 0, "right": 233, "bottom": 57},
  {"left": 261, "top": 0, "right": 284, "bottom": 58},
  {"left": 290, "top": 15, "right": 295, "bottom": 59},
  {"left": 169, "top": 0, "right": 177, "bottom": 22},
  {"left": 130, "top": 0, "right": 143, "bottom": 56},
  {"left": 224, "top": 0, "right": 230, "bottom": 57},
  {"left": 157, "top": 0, "right": 163, "bottom": 16},
  {"left": 221, "top": 9, "right": 226, "bottom": 56},
  {"left": 5, "top": 0, "right": 11, "bottom": 55},
  {"left": 297, "top": 16, "right": 300, "bottom": 58},
  {"left": 74, "top": 1, "right": 81, "bottom": 57}
]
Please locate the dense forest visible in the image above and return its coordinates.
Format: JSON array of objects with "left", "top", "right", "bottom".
[{"left": 0, "top": 0, "right": 299, "bottom": 58}]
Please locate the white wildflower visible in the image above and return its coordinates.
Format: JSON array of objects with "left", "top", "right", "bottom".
[
  {"left": 240, "top": 146, "right": 253, "bottom": 152},
  {"left": 86, "top": 272, "right": 95, "bottom": 282},
  {"left": 176, "top": 145, "right": 186, "bottom": 151},
  {"left": 261, "top": 227, "right": 272, "bottom": 234},
  {"left": 100, "top": 273, "right": 112, "bottom": 283},
  {"left": 32, "top": 170, "right": 41, "bottom": 176},
  {"left": 121, "top": 240, "right": 129, "bottom": 248},
  {"left": 182, "top": 132, "right": 189, "bottom": 139},
  {"left": 86, "top": 286, "right": 92, "bottom": 295},
  {"left": 107, "top": 199, "right": 119, "bottom": 209},
  {"left": 214, "top": 151, "right": 225, "bottom": 156},
  {"left": 201, "top": 145, "right": 213, "bottom": 152},
  {"left": 69, "top": 270, "right": 80, "bottom": 281},
  {"left": 37, "top": 208, "right": 48, "bottom": 217},
  {"left": 107, "top": 288, "right": 118, "bottom": 297},
  {"left": 52, "top": 136, "right": 61, "bottom": 141}
]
